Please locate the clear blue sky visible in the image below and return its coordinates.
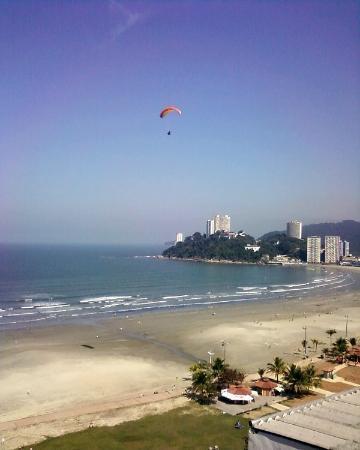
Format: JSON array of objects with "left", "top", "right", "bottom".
[{"left": 1, "top": 0, "right": 359, "bottom": 244}]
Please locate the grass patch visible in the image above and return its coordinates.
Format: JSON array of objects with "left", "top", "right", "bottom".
[{"left": 30, "top": 403, "right": 249, "bottom": 450}]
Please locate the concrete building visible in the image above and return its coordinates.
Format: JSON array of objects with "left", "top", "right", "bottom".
[
  {"left": 339, "top": 239, "right": 344, "bottom": 258},
  {"left": 344, "top": 240, "right": 350, "bottom": 257},
  {"left": 325, "top": 235, "right": 340, "bottom": 264},
  {"left": 214, "top": 214, "right": 231, "bottom": 233},
  {"left": 175, "top": 232, "right": 183, "bottom": 243},
  {"left": 307, "top": 236, "right": 321, "bottom": 263},
  {"left": 206, "top": 219, "right": 215, "bottom": 237},
  {"left": 249, "top": 388, "right": 360, "bottom": 450},
  {"left": 286, "top": 221, "right": 302, "bottom": 239}
]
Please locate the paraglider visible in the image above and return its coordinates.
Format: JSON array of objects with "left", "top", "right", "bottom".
[{"left": 160, "top": 106, "right": 181, "bottom": 135}]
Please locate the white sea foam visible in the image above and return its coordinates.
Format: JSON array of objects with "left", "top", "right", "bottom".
[
  {"left": 80, "top": 296, "right": 132, "bottom": 303},
  {"left": 162, "top": 295, "right": 189, "bottom": 300}
]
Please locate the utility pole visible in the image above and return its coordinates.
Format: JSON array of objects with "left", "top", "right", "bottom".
[
  {"left": 303, "top": 326, "right": 307, "bottom": 357},
  {"left": 345, "top": 314, "right": 349, "bottom": 339},
  {"left": 221, "top": 341, "right": 227, "bottom": 364}
]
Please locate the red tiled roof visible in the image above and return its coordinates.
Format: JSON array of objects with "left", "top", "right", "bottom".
[
  {"left": 228, "top": 385, "right": 252, "bottom": 395},
  {"left": 252, "top": 378, "right": 278, "bottom": 390}
]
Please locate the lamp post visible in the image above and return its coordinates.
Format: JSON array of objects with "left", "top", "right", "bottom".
[
  {"left": 345, "top": 314, "right": 349, "bottom": 339},
  {"left": 207, "top": 351, "right": 215, "bottom": 365},
  {"left": 221, "top": 341, "right": 228, "bottom": 364}
]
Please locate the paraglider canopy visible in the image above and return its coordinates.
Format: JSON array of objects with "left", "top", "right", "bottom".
[{"left": 160, "top": 106, "right": 182, "bottom": 118}]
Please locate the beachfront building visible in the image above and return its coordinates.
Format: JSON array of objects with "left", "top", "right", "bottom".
[
  {"left": 220, "top": 385, "right": 254, "bottom": 404},
  {"left": 325, "top": 235, "right": 340, "bottom": 264},
  {"left": 307, "top": 236, "right": 321, "bottom": 263},
  {"left": 214, "top": 214, "right": 231, "bottom": 233},
  {"left": 344, "top": 240, "right": 350, "bottom": 257},
  {"left": 249, "top": 388, "right": 360, "bottom": 450},
  {"left": 206, "top": 219, "right": 215, "bottom": 237},
  {"left": 245, "top": 244, "right": 260, "bottom": 252},
  {"left": 175, "top": 232, "right": 183, "bottom": 243},
  {"left": 251, "top": 378, "right": 278, "bottom": 397},
  {"left": 286, "top": 220, "right": 302, "bottom": 239}
]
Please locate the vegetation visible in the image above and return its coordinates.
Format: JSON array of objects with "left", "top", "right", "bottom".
[
  {"left": 326, "top": 329, "right": 337, "bottom": 345},
  {"left": 283, "top": 364, "right": 320, "bottom": 394},
  {"left": 163, "top": 231, "right": 306, "bottom": 262},
  {"left": 349, "top": 337, "right": 357, "bottom": 346},
  {"left": 257, "top": 368, "right": 265, "bottom": 379},
  {"left": 32, "top": 403, "right": 249, "bottom": 450},
  {"left": 267, "top": 357, "right": 286, "bottom": 382},
  {"left": 187, "top": 359, "right": 245, "bottom": 403}
]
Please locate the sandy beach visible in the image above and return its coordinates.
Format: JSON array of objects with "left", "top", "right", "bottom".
[{"left": 0, "top": 267, "right": 359, "bottom": 448}]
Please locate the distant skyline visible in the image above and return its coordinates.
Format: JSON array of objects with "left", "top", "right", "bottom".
[{"left": 1, "top": 1, "right": 359, "bottom": 244}]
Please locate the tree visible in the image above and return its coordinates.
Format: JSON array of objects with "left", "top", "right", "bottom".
[
  {"left": 211, "top": 357, "right": 227, "bottom": 379},
  {"left": 267, "top": 357, "right": 286, "bottom": 382},
  {"left": 258, "top": 368, "right": 265, "bottom": 380},
  {"left": 302, "top": 364, "right": 320, "bottom": 392},
  {"left": 311, "top": 339, "right": 320, "bottom": 352},
  {"left": 283, "top": 364, "right": 304, "bottom": 394},
  {"left": 218, "top": 367, "right": 246, "bottom": 388},
  {"left": 283, "top": 364, "right": 320, "bottom": 395},
  {"left": 326, "top": 329, "right": 337, "bottom": 345},
  {"left": 349, "top": 337, "right": 357, "bottom": 346},
  {"left": 189, "top": 367, "right": 216, "bottom": 404},
  {"left": 332, "top": 337, "right": 348, "bottom": 362}
]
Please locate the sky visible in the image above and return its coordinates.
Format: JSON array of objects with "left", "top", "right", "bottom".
[{"left": 1, "top": 0, "right": 359, "bottom": 244}]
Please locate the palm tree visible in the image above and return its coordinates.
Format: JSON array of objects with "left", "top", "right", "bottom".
[
  {"left": 349, "top": 337, "right": 357, "bottom": 346},
  {"left": 283, "top": 364, "right": 304, "bottom": 394},
  {"left": 326, "top": 329, "right": 337, "bottom": 345},
  {"left": 311, "top": 339, "right": 319, "bottom": 351},
  {"left": 211, "top": 357, "right": 226, "bottom": 378},
  {"left": 267, "top": 357, "right": 286, "bottom": 382},
  {"left": 332, "top": 337, "right": 348, "bottom": 362},
  {"left": 190, "top": 368, "right": 216, "bottom": 403},
  {"left": 258, "top": 368, "right": 265, "bottom": 380},
  {"left": 302, "top": 364, "right": 320, "bottom": 392}
]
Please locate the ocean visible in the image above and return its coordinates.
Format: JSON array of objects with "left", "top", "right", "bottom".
[{"left": 0, "top": 244, "right": 356, "bottom": 330}]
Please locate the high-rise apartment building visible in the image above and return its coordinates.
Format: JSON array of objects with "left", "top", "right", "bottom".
[
  {"left": 344, "top": 241, "right": 350, "bottom": 257},
  {"left": 175, "top": 232, "right": 184, "bottom": 243},
  {"left": 339, "top": 240, "right": 344, "bottom": 258},
  {"left": 287, "top": 221, "right": 302, "bottom": 239},
  {"left": 206, "top": 219, "right": 215, "bottom": 237},
  {"left": 307, "top": 236, "right": 321, "bottom": 263},
  {"left": 214, "top": 214, "right": 231, "bottom": 233},
  {"left": 325, "top": 236, "right": 340, "bottom": 264}
]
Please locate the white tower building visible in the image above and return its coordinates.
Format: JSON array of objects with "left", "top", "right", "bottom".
[
  {"left": 287, "top": 221, "right": 302, "bottom": 239},
  {"left": 206, "top": 219, "right": 215, "bottom": 237},
  {"left": 175, "top": 232, "right": 183, "bottom": 243},
  {"left": 307, "top": 236, "right": 321, "bottom": 263},
  {"left": 214, "top": 214, "right": 231, "bottom": 233},
  {"left": 344, "top": 241, "right": 350, "bottom": 257}
]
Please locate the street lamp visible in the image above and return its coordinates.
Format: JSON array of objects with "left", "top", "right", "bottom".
[
  {"left": 207, "top": 351, "right": 215, "bottom": 365},
  {"left": 221, "top": 340, "right": 229, "bottom": 364},
  {"left": 345, "top": 314, "right": 349, "bottom": 338},
  {"left": 303, "top": 326, "right": 307, "bottom": 358}
]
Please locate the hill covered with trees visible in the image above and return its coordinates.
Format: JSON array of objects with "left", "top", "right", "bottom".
[{"left": 163, "top": 231, "right": 306, "bottom": 262}]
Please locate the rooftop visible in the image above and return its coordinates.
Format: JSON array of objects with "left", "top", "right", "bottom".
[
  {"left": 252, "top": 378, "right": 278, "bottom": 390},
  {"left": 251, "top": 388, "right": 360, "bottom": 449}
]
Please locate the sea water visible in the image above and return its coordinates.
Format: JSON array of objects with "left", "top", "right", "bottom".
[{"left": 0, "top": 243, "right": 356, "bottom": 330}]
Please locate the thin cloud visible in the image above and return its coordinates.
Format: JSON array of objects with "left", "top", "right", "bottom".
[{"left": 109, "top": 0, "right": 143, "bottom": 39}]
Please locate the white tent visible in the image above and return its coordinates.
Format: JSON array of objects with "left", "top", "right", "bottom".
[{"left": 220, "top": 389, "right": 253, "bottom": 403}]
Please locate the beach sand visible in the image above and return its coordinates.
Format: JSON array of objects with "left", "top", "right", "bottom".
[{"left": 0, "top": 267, "right": 359, "bottom": 448}]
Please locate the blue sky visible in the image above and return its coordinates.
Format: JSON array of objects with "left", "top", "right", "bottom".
[{"left": 1, "top": 0, "right": 359, "bottom": 244}]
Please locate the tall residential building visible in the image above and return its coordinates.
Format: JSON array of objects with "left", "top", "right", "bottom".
[
  {"left": 214, "top": 214, "right": 231, "bottom": 233},
  {"left": 325, "top": 236, "right": 340, "bottom": 264},
  {"left": 175, "top": 232, "right": 183, "bottom": 243},
  {"left": 344, "top": 240, "right": 350, "bottom": 257},
  {"left": 206, "top": 219, "right": 215, "bottom": 237},
  {"left": 339, "top": 240, "right": 344, "bottom": 258},
  {"left": 307, "top": 236, "right": 321, "bottom": 263},
  {"left": 287, "top": 221, "right": 302, "bottom": 239}
]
